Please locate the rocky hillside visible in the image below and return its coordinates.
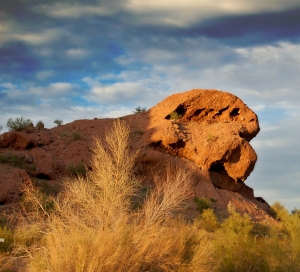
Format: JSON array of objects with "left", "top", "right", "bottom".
[{"left": 0, "top": 89, "right": 273, "bottom": 221}]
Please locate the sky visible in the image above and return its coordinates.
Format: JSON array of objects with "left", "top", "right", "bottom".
[{"left": 0, "top": 0, "right": 300, "bottom": 211}]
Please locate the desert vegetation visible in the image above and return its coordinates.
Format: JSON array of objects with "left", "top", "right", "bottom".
[
  {"left": 54, "top": 119, "right": 63, "bottom": 126},
  {"left": 0, "top": 120, "right": 300, "bottom": 271},
  {"left": 36, "top": 121, "right": 44, "bottom": 130},
  {"left": 133, "top": 106, "right": 147, "bottom": 113},
  {"left": 6, "top": 117, "right": 32, "bottom": 132}
]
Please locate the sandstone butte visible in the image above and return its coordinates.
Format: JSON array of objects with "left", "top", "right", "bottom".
[{"left": 0, "top": 89, "right": 274, "bottom": 221}]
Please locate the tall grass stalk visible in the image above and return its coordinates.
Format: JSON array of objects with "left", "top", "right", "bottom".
[{"left": 8, "top": 119, "right": 215, "bottom": 272}]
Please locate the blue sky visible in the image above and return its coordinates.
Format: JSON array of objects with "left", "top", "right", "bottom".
[{"left": 1, "top": 0, "right": 300, "bottom": 210}]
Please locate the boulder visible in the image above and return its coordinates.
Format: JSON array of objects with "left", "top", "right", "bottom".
[{"left": 0, "top": 89, "right": 274, "bottom": 221}]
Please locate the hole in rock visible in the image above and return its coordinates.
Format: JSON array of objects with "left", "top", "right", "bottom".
[
  {"left": 165, "top": 104, "right": 187, "bottom": 120},
  {"left": 209, "top": 162, "right": 236, "bottom": 191},
  {"left": 149, "top": 140, "right": 163, "bottom": 148},
  {"left": 210, "top": 162, "right": 227, "bottom": 175},
  {"left": 26, "top": 141, "right": 36, "bottom": 149},
  {"left": 0, "top": 200, "right": 7, "bottom": 205},
  {"left": 214, "top": 106, "right": 229, "bottom": 117},
  {"left": 188, "top": 108, "right": 206, "bottom": 122},
  {"left": 175, "top": 104, "right": 187, "bottom": 116},
  {"left": 193, "top": 108, "right": 204, "bottom": 117},
  {"left": 205, "top": 109, "right": 214, "bottom": 116},
  {"left": 238, "top": 131, "right": 250, "bottom": 141},
  {"left": 230, "top": 108, "right": 239, "bottom": 119},
  {"left": 169, "top": 140, "right": 186, "bottom": 149},
  {"left": 36, "top": 173, "right": 51, "bottom": 180},
  {"left": 149, "top": 140, "right": 168, "bottom": 154}
]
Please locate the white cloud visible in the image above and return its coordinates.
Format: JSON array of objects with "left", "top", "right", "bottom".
[
  {"left": 0, "top": 83, "right": 18, "bottom": 89},
  {"left": 30, "top": 82, "right": 75, "bottom": 97},
  {"left": 66, "top": 49, "right": 89, "bottom": 58},
  {"left": 35, "top": 3, "right": 119, "bottom": 18},
  {"left": 125, "top": 0, "right": 300, "bottom": 26},
  {"left": 127, "top": 39, "right": 300, "bottom": 112},
  {"left": 36, "top": 70, "right": 54, "bottom": 80},
  {"left": 0, "top": 20, "right": 63, "bottom": 45},
  {"left": 33, "top": 1, "right": 300, "bottom": 27},
  {"left": 89, "top": 81, "right": 145, "bottom": 103}
]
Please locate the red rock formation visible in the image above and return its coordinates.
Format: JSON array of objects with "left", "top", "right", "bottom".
[{"left": 0, "top": 89, "right": 273, "bottom": 221}]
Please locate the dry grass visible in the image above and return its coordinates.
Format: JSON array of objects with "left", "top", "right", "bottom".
[{"left": 3, "top": 119, "right": 215, "bottom": 272}]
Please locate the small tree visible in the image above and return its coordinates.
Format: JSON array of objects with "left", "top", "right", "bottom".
[
  {"left": 0, "top": 125, "right": 3, "bottom": 133},
  {"left": 6, "top": 117, "right": 32, "bottom": 132},
  {"left": 36, "top": 121, "right": 45, "bottom": 130},
  {"left": 54, "top": 119, "right": 63, "bottom": 126},
  {"left": 133, "top": 106, "right": 147, "bottom": 113}
]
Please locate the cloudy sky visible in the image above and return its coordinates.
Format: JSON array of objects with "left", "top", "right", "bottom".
[{"left": 1, "top": 0, "right": 300, "bottom": 210}]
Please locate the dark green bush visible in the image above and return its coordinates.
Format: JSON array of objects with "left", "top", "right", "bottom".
[
  {"left": 68, "top": 162, "right": 86, "bottom": 177},
  {"left": 169, "top": 111, "right": 182, "bottom": 120},
  {"left": 194, "top": 197, "right": 211, "bottom": 213},
  {"left": 54, "top": 119, "right": 63, "bottom": 126},
  {"left": 6, "top": 117, "right": 32, "bottom": 132},
  {"left": 133, "top": 106, "right": 147, "bottom": 113},
  {"left": 72, "top": 132, "right": 81, "bottom": 141},
  {"left": 36, "top": 121, "right": 44, "bottom": 130}
]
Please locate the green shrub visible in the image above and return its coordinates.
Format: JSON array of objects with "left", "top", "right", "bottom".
[
  {"left": 68, "top": 162, "right": 86, "bottom": 177},
  {"left": 133, "top": 106, "right": 147, "bottom": 113},
  {"left": 221, "top": 202, "right": 253, "bottom": 236},
  {"left": 194, "top": 208, "right": 219, "bottom": 232},
  {"left": 32, "top": 178, "right": 59, "bottom": 196},
  {"left": 194, "top": 197, "right": 211, "bottom": 213},
  {"left": 0, "top": 154, "right": 9, "bottom": 164},
  {"left": 208, "top": 134, "right": 217, "bottom": 142},
  {"left": 54, "top": 119, "right": 63, "bottom": 126},
  {"left": 134, "top": 130, "right": 144, "bottom": 136},
  {"left": 169, "top": 111, "right": 182, "bottom": 120},
  {"left": 0, "top": 125, "right": 3, "bottom": 134},
  {"left": 71, "top": 132, "right": 81, "bottom": 141},
  {"left": 60, "top": 131, "right": 69, "bottom": 137},
  {"left": 36, "top": 121, "right": 44, "bottom": 130},
  {"left": 0, "top": 153, "right": 36, "bottom": 173},
  {"left": 6, "top": 116, "right": 32, "bottom": 132}
]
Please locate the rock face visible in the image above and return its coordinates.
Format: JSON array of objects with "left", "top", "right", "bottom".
[{"left": 0, "top": 89, "right": 273, "bottom": 221}]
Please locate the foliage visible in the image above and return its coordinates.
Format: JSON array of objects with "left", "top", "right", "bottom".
[
  {"left": 0, "top": 154, "right": 9, "bottom": 164},
  {"left": 71, "top": 131, "right": 81, "bottom": 141},
  {"left": 194, "top": 197, "right": 211, "bottom": 213},
  {"left": 134, "top": 129, "right": 144, "bottom": 136},
  {"left": 194, "top": 208, "right": 219, "bottom": 232},
  {"left": 4, "top": 120, "right": 217, "bottom": 272},
  {"left": 6, "top": 116, "right": 32, "bottom": 132},
  {"left": 207, "top": 133, "right": 217, "bottom": 142},
  {"left": 3, "top": 120, "right": 300, "bottom": 271},
  {"left": 54, "top": 119, "right": 63, "bottom": 126},
  {"left": 133, "top": 106, "right": 147, "bottom": 113},
  {"left": 68, "top": 162, "right": 86, "bottom": 177},
  {"left": 0, "top": 153, "right": 36, "bottom": 173},
  {"left": 0, "top": 125, "right": 2, "bottom": 134},
  {"left": 36, "top": 121, "right": 44, "bottom": 130},
  {"left": 169, "top": 111, "right": 182, "bottom": 120},
  {"left": 221, "top": 202, "right": 253, "bottom": 236}
]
